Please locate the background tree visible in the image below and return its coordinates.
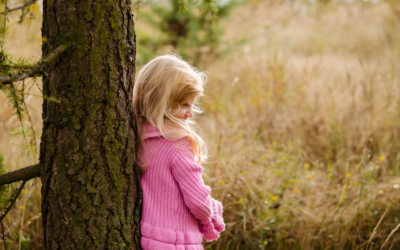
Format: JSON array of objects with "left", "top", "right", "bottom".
[{"left": 134, "top": 0, "right": 239, "bottom": 66}]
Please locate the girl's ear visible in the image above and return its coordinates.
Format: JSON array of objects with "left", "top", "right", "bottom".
[{"left": 170, "top": 102, "right": 180, "bottom": 112}]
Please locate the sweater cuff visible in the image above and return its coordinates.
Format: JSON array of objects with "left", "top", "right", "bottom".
[
  {"left": 211, "top": 199, "right": 225, "bottom": 232},
  {"left": 199, "top": 199, "right": 225, "bottom": 242},
  {"left": 199, "top": 223, "right": 221, "bottom": 242}
]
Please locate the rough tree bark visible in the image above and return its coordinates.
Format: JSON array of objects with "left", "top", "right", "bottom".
[{"left": 40, "top": 0, "right": 142, "bottom": 249}]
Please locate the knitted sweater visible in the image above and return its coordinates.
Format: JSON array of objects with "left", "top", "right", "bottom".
[{"left": 140, "top": 123, "right": 225, "bottom": 250}]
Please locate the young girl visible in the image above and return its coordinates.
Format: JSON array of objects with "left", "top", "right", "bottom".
[{"left": 133, "top": 55, "right": 225, "bottom": 250}]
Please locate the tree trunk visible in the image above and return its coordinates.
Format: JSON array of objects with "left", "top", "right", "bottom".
[{"left": 40, "top": 0, "right": 142, "bottom": 249}]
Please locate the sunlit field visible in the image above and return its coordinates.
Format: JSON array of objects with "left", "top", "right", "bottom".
[{"left": 1, "top": 0, "right": 400, "bottom": 249}]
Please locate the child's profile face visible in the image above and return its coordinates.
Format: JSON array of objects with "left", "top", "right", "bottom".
[{"left": 172, "top": 95, "right": 197, "bottom": 121}]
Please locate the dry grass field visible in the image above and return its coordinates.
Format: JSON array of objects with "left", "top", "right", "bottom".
[{"left": 1, "top": 0, "right": 400, "bottom": 249}]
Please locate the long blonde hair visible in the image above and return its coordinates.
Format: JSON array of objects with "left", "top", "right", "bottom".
[{"left": 133, "top": 54, "right": 207, "bottom": 165}]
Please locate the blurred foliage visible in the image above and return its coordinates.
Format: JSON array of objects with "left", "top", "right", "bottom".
[
  {"left": 0, "top": 154, "right": 27, "bottom": 249},
  {"left": 0, "top": 0, "right": 40, "bottom": 157},
  {"left": 384, "top": 0, "right": 400, "bottom": 20},
  {"left": 0, "top": 82, "right": 38, "bottom": 156},
  {"left": 134, "top": 0, "right": 242, "bottom": 66}
]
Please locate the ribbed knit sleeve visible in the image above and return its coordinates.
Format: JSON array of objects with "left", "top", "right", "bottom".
[{"left": 171, "top": 141, "right": 225, "bottom": 242}]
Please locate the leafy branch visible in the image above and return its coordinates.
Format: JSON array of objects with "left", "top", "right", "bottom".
[
  {"left": 0, "top": 44, "right": 69, "bottom": 156},
  {"left": 0, "top": 44, "right": 69, "bottom": 85}
]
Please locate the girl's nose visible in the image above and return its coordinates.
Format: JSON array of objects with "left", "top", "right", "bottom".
[{"left": 186, "top": 110, "right": 193, "bottom": 118}]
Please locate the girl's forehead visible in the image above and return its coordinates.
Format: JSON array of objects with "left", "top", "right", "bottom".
[{"left": 183, "top": 94, "right": 198, "bottom": 103}]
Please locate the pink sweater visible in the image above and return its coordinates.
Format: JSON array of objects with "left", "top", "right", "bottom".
[{"left": 140, "top": 123, "right": 225, "bottom": 250}]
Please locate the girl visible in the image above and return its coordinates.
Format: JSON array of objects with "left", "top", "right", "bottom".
[{"left": 133, "top": 54, "right": 225, "bottom": 250}]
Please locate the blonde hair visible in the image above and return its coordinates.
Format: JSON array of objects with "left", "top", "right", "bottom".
[{"left": 133, "top": 54, "right": 207, "bottom": 165}]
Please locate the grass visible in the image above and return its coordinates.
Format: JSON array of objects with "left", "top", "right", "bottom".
[
  {"left": 1, "top": 0, "right": 400, "bottom": 249},
  {"left": 197, "top": 1, "right": 400, "bottom": 249}
]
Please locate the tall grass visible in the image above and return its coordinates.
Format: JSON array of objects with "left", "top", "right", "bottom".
[
  {"left": 1, "top": 0, "right": 400, "bottom": 249},
  {"left": 197, "top": 1, "right": 400, "bottom": 249}
]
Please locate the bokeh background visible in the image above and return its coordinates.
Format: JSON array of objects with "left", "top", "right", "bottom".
[{"left": 1, "top": 0, "right": 400, "bottom": 249}]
